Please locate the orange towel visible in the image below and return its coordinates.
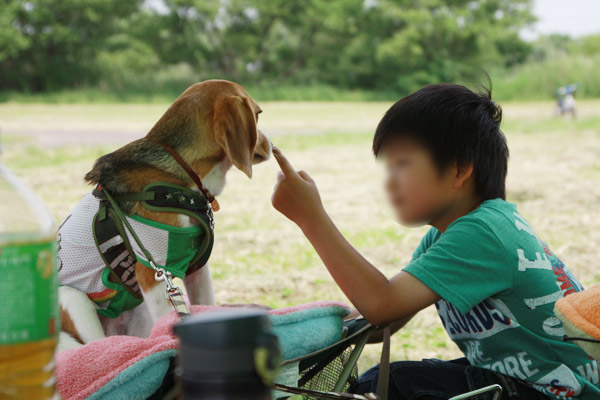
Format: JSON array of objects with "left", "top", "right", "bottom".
[{"left": 554, "top": 284, "right": 600, "bottom": 360}]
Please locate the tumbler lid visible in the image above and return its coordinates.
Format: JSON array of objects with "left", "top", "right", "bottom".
[{"left": 173, "top": 309, "right": 271, "bottom": 347}]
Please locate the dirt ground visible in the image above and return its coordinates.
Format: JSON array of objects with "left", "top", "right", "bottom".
[{"left": 1, "top": 99, "right": 599, "bottom": 372}]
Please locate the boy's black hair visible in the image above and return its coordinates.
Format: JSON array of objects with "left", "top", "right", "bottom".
[{"left": 373, "top": 82, "right": 508, "bottom": 200}]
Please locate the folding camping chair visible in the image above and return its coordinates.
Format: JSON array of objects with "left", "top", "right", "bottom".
[{"left": 272, "top": 317, "right": 503, "bottom": 400}]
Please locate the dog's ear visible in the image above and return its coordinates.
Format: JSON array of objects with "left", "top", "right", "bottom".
[{"left": 213, "top": 95, "right": 258, "bottom": 178}]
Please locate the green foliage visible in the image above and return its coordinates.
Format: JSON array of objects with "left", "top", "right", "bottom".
[
  {"left": 0, "top": 0, "right": 536, "bottom": 96},
  {"left": 0, "top": 1, "right": 30, "bottom": 62},
  {"left": 491, "top": 33, "right": 600, "bottom": 101},
  {"left": 0, "top": 0, "right": 142, "bottom": 91},
  {"left": 492, "top": 54, "right": 600, "bottom": 101},
  {"left": 2, "top": 0, "right": 598, "bottom": 101},
  {"left": 95, "top": 35, "right": 161, "bottom": 91}
]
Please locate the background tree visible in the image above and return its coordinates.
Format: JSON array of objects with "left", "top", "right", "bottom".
[{"left": 9, "top": 0, "right": 595, "bottom": 100}]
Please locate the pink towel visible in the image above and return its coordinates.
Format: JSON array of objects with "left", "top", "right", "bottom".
[{"left": 55, "top": 301, "right": 349, "bottom": 400}]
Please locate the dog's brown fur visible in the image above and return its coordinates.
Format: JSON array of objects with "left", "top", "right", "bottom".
[
  {"left": 60, "top": 305, "right": 84, "bottom": 344},
  {"left": 61, "top": 80, "right": 270, "bottom": 342}
]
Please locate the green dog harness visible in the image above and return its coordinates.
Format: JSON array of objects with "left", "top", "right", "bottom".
[
  {"left": 89, "top": 182, "right": 215, "bottom": 318},
  {"left": 57, "top": 143, "right": 218, "bottom": 318}
]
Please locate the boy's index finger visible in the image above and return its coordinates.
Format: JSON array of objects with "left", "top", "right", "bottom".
[{"left": 273, "top": 147, "right": 298, "bottom": 177}]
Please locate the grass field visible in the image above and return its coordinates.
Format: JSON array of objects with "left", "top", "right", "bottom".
[{"left": 1, "top": 100, "right": 599, "bottom": 373}]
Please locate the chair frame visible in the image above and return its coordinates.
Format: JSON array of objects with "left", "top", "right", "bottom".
[{"left": 274, "top": 318, "right": 504, "bottom": 400}]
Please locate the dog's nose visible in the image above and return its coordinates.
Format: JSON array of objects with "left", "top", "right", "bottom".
[
  {"left": 265, "top": 134, "right": 273, "bottom": 156},
  {"left": 252, "top": 130, "right": 272, "bottom": 164}
]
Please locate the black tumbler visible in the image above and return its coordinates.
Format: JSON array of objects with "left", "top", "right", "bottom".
[{"left": 173, "top": 309, "right": 280, "bottom": 400}]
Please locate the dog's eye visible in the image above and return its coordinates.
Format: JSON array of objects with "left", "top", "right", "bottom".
[{"left": 254, "top": 153, "right": 264, "bottom": 161}]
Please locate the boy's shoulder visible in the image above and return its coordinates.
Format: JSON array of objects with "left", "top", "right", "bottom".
[
  {"left": 412, "top": 197, "right": 519, "bottom": 261},
  {"left": 454, "top": 197, "right": 517, "bottom": 228}
]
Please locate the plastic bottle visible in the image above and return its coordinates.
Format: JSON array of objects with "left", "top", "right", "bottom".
[{"left": 0, "top": 164, "right": 59, "bottom": 400}]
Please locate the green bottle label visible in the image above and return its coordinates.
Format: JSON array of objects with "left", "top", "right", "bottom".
[{"left": 0, "top": 239, "right": 59, "bottom": 344}]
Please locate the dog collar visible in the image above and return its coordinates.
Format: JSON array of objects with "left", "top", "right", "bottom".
[{"left": 161, "top": 142, "right": 220, "bottom": 212}]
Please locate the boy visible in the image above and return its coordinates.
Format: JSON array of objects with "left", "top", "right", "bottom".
[{"left": 270, "top": 84, "right": 600, "bottom": 399}]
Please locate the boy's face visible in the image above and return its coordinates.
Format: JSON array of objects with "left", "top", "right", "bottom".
[{"left": 381, "top": 137, "right": 457, "bottom": 226}]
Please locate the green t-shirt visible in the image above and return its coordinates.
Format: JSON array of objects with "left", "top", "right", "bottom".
[{"left": 404, "top": 198, "right": 600, "bottom": 399}]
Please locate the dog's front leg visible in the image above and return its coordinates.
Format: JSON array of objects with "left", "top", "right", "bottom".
[
  {"left": 135, "top": 263, "right": 174, "bottom": 323},
  {"left": 184, "top": 263, "right": 216, "bottom": 306},
  {"left": 58, "top": 286, "right": 105, "bottom": 351}
]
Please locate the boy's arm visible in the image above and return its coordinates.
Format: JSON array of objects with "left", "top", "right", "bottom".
[{"left": 271, "top": 148, "right": 440, "bottom": 325}]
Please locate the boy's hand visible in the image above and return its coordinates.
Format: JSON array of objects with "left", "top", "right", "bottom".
[{"left": 271, "top": 147, "right": 325, "bottom": 229}]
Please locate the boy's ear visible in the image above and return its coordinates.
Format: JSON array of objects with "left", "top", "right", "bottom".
[
  {"left": 213, "top": 95, "right": 258, "bottom": 178},
  {"left": 454, "top": 162, "right": 474, "bottom": 189}
]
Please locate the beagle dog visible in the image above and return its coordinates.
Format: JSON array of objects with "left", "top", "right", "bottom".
[{"left": 57, "top": 80, "right": 271, "bottom": 351}]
